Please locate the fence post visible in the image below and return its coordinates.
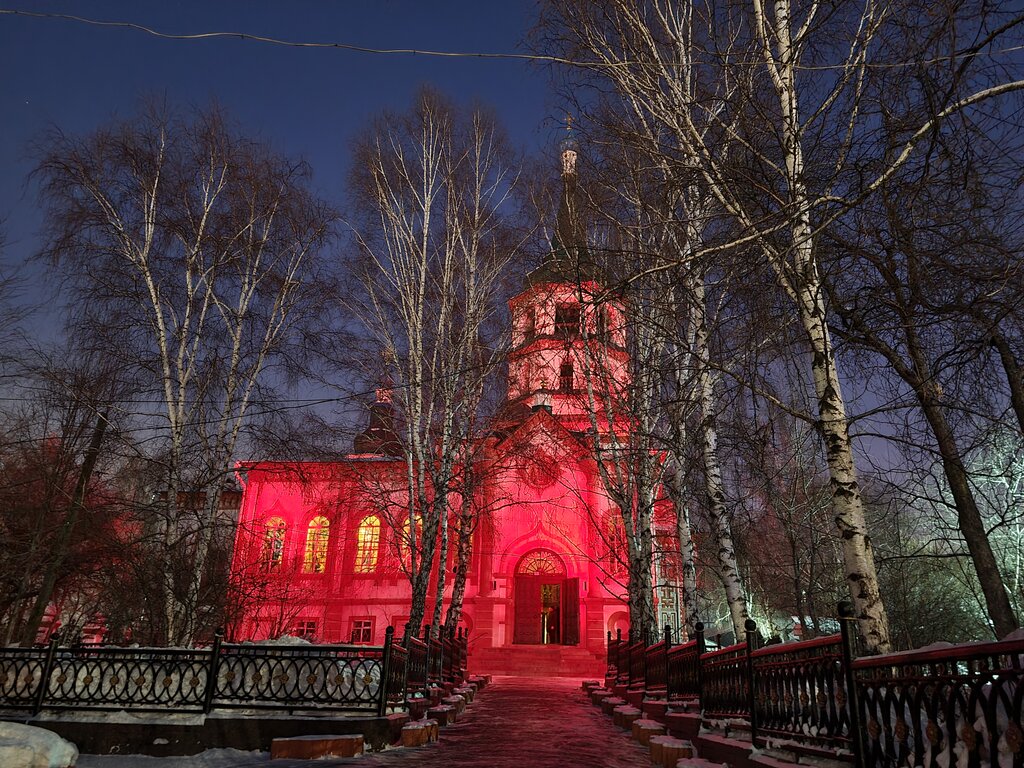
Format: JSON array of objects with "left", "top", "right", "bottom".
[
  {"left": 402, "top": 623, "right": 413, "bottom": 699},
  {"left": 32, "top": 636, "right": 59, "bottom": 715},
  {"left": 203, "top": 628, "right": 224, "bottom": 714},
  {"left": 745, "top": 618, "right": 759, "bottom": 748},
  {"left": 839, "top": 601, "right": 866, "bottom": 768},
  {"left": 437, "top": 624, "right": 447, "bottom": 685},
  {"left": 694, "top": 621, "right": 705, "bottom": 700},
  {"left": 377, "top": 625, "right": 395, "bottom": 717},
  {"left": 615, "top": 628, "right": 622, "bottom": 681}
]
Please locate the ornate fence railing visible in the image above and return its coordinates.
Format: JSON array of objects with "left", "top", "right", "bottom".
[
  {"left": 607, "top": 632, "right": 622, "bottom": 674},
  {"left": 603, "top": 604, "right": 1024, "bottom": 768},
  {"left": 644, "top": 631, "right": 671, "bottom": 696},
  {"left": 701, "top": 639, "right": 752, "bottom": 719},
  {"left": 405, "top": 634, "right": 429, "bottom": 696},
  {"left": 666, "top": 634, "right": 703, "bottom": 699},
  {"left": 854, "top": 635, "right": 1024, "bottom": 768},
  {"left": 751, "top": 633, "right": 851, "bottom": 751},
  {"left": 627, "top": 637, "right": 647, "bottom": 690},
  {"left": 615, "top": 633, "right": 632, "bottom": 685},
  {"left": 0, "top": 625, "right": 420, "bottom": 717}
]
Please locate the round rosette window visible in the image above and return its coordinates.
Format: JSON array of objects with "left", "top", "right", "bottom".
[{"left": 519, "top": 449, "right": 559, "bottom": 489}]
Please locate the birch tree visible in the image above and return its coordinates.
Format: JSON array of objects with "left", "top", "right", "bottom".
[
  {"left": 347, "top": 89, "right": 520, "bottom": 640},
  {"left": 541, "top": 0, "right": 1024, "bottom": 651},
  {"left": 36, "top": 104, "right": 335, "bottom": 644}
]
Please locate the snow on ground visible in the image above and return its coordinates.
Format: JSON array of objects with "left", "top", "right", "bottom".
[
  {"left": 33, "top": 710, "right": 206, "bottom": 726},
  {"left": 0, "top": 721, "right": 78, "bottom": 768},
  {"left": 77, "top": 749, "right": 268, "bottom": 767}
]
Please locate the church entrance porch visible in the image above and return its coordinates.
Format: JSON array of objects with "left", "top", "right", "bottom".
[{"left": 511, "top": 549, "right": 579, "bottom": 645}]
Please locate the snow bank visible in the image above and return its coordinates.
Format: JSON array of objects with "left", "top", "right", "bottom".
[
  {"left": 250, "top": 634, "right": 311, "bottom": 646},
  {"left": 0, "top": 721, "right": 78, "bottom": 768}
]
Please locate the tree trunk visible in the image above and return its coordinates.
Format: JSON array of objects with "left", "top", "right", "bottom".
[
  {"left": 692, "top": 278, "right": 748, "bottom": 637},
  {"left": 431, "top": 503, "right": 450, "bottom": 631},
  {"left": 797, "top": 277, "right": 892, "bottom": 653},
  {"left": 445, "top": 484, "right": 475, "bottom": 630},
  {"left": 666, "top": 463, "right": 700, "bottom": 638},
  {"left": 992, "top": 332, "right": 1024, "bottom": 436},
  {"left": 21, "top": 412, "right": 109, "bottom": 645},
  {"left": 917, "top": 387, "right": 1018, "bottom": 637}
]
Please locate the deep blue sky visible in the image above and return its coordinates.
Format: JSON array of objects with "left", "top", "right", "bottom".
[{"left": 0, "top": 1, "right": 558, "bottom": 337}]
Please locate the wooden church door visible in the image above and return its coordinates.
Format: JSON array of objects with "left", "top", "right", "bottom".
[
  {"left": 562, "top": 577, "right": 580, "bottom": 645},
  {"left": 513, "top": 576, "right": 543, "bottom": 644}
]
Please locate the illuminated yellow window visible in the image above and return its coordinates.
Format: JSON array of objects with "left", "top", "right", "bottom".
[
  {"left": 303, "top": 515, "right": 330, "bottom": 573},
  {"left": 262, "top": 517, "right": 286, "bottom": 570},
  {"left": 354, "top": 515, "right": 381, "bottom": 573}
]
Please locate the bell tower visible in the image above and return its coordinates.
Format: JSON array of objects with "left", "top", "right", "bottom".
[{"left": 505, "top": 129, "right": 629, "bottom": 428}]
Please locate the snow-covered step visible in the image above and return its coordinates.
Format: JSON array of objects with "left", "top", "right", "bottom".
[{"left": 269, "top": 733, "right": 364, "bottom": 760}]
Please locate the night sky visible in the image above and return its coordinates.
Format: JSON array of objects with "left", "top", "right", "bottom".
[{"left": 0, "top": 1, "right": 557, "bottom": 337}]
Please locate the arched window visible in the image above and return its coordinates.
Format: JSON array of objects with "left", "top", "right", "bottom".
[
  {"left": 516, "top": 549, "right": 566, "bottom": 576},
  {"left": 604, "top": 515, "right": 627, "bottom": 575},
  {"left": 354, "top": 515, "right": 381, "bottom": 573},
  {"left": 262, "top": 517, "right": 286, "bottom": 570},
  {"left": 559, "top": 358, "right": 574, "bottom": 392},
  {"left": 303, "top": 515, "right": 330, "bottom": 573}
]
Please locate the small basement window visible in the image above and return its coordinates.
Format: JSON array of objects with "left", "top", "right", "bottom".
[{"left": 350, "top": 618, "right": 374, "bottom": 644}]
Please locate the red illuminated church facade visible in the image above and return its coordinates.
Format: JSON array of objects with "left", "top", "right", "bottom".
[{"left": 228, "top": 139, "right": 674, "bottom": 672}]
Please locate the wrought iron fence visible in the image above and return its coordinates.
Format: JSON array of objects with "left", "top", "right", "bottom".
[
  {"left": 700, "top": 638, "right": 752, "bottom": 719},
  {"left": 644, "top": 630, "right": 671, "bottom": 696},
  {"left": 666, "top": 633, "right": 703, "bottom": 699},
  {"left": 0, "top": 626, "right": 410, "bottom": 716},
  {"left": 405, "top": 633, "right": 428, "bottom": 695},
  {"left": 602, "top": 605, "right": 1024, "bottom": 768},
  {"left": 854, "top": 635, "right": 1024, "bottom": 768},
  {"left": 627, "top": 636, "right": 647, "bottom": 689},
  {"left": 606, "top": 630, "right": 622, "bottom": 677},
  {"left": 751, "top": 633, "right": 852, "bottom": 751}
]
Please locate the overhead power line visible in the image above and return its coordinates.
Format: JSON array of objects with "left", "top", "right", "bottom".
[
  {"left": 2, "top": 7, "right": 1023, "bottom": 72},
  {"left": 0, "top": 8, "right": 579, "bottom": 65}
]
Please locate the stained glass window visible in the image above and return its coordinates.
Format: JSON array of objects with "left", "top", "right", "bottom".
[
  {"left": 262, "top": 517, "right": 286, "bottom": 570},
  {"left": 354, "top": 515, "right": 381, "bottom": 573},
  {"left": 303, "top": 515, "right": 330, "bottom": 573},
  {"left": 517, "top": 549, "right": 565, "bottom": 576}
]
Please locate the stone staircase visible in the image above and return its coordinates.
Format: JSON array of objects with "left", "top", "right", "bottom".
[
  {"left": 470, "top": 644, "right": 606, "bottom": 677},
  {"left": 582, "top": 681, "right": 851, "bottom": 768}
]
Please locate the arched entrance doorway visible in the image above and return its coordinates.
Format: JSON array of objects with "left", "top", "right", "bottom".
[{"left": 512, "top": 549, "right": 579, "bottom": 645}]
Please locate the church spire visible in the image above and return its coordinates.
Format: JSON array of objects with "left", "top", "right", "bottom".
[
  {"left": 552, "top": 116, "right": 585, "bottom": 261},
  {"left": 353, "top": 360, "right": 402, "bottom": 456}
]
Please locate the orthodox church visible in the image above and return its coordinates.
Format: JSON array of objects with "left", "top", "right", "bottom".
[{"left": 228, "top": 137, "right": 675, "bottom": 675}]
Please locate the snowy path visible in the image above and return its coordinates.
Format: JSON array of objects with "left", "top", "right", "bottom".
[{"left": 79, "top": 676, "right": 650, "bottom": 767}]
